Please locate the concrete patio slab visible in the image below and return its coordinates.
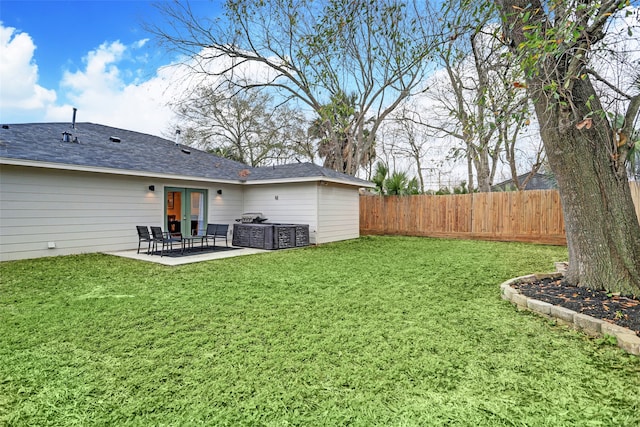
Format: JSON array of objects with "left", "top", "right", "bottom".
[{"left": 107, "top": 247, "right": 268, "bottom": 266}]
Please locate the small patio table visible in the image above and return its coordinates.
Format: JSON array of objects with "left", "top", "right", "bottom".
[{"left": 181, "top": 235, "right": 205, "bottom": 254}]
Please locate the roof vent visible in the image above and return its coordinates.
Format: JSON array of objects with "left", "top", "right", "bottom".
[
  {"left": 62, "top": 131, "right": 72, "bottom": 142},
  {"left": 2, "top": 125, "right": 9, "bottom": 129},
  {"left": 181, "top": 148, "right": 191, "bottom": 154},
  {"left": 109, "top": 136, "right": 121, "bottom": 143}
]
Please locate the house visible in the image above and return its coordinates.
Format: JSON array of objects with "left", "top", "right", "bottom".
[
  {"left": 0, "top": 122, "right": 373, "bottom": 261},
  {"left": 491, "top": 172, "right": 557, "bottom": 192}
]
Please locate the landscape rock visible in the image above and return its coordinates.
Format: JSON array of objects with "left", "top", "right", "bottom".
[
  {"left": 527, "top": 299, "right": 553, "bottom": 315},
  {"left": 511, "top": 293, "right": 528, "bottom": 309},
  {"left": 549, "top": 305, "right": 576, "bottom": 324},
  {"left": 616, "top": 333, "right": 640, "bottom": 355},
  {"left": 573, "top": 313, "right": 604, "bottom": 336}
]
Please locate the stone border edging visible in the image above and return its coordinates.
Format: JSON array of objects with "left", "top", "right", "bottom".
[{"left": 500, "top": 272, "right": 640, "bottom": 356}]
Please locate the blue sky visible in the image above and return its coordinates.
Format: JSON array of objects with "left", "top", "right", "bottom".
[{"left": 0, "top": 1, "right": 222, "bottom": 136}]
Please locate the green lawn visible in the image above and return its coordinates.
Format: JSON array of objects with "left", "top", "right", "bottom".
[{"left": 1, "top": 236, "right": 638, "bottom": 426}]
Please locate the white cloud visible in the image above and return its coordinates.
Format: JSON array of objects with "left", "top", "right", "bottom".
[
  {"left": 0, "top": 21, "right": 269, "bottom": 138},
  {"left": 0, "top": 24, "right": 56, "bottom": 120},
  {"left": 134, "top": 39, "right": 149, "bottom": 49},
  {"left": 0, "top": 22, "right": 181, "bottom": 137},
  {"left": 62, "top": 41, "right": 127, "bottom": 95},
  {"left": 45, "top": 40, "right": 181, "bottom": 137}
]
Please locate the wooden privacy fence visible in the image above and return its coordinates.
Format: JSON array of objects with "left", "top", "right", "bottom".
[{"left": 360, "top": 183, "right": 640, "bottom": 246}]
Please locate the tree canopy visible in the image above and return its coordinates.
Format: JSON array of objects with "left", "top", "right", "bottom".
[{"left": 151, "top": 0, "right": 437, "bottom": 175}]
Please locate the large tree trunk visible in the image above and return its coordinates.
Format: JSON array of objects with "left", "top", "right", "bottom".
[
  {"left": 497, "top": 0, "right": 640, "bottom": 294},
  {"left": 473, "top": 150, "right": 493, "bottom": 192},
  {"left": 539, "top": 76, "right": 640, "bottom": 294}
]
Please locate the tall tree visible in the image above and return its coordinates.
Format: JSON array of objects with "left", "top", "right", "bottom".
[
  {"left": 501, "top": 108, "right": 546, "bottom": 191},
  {"left": 173, "top": 85, "right": 313, "bottom": 166},
  {"left": 424, "top": 24, "right": 536, "bottom": 192},
  {"left": 308, "top": 91, "right": 375, "bottom": 172},
  {"left": 496, "top": 0, "right": 640, "bottom": 294},
  {"left": 385, "top": 104, "right": 439, "bottom": 194},
  {"left": 151, "top": 0, "right": 436, "bottom": 175}
]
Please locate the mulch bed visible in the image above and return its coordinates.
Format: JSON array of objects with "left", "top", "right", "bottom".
[{"left": 512, "top": 277, "right": 640, "bottom": 337}]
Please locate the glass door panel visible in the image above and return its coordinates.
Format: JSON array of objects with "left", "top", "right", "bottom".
[
  {"left": 166, "top": 189, "right": 183, "bottom": 235},
  {"left": 188, "top": 190, "right": 206, "bottom": 236},
  {"left": 165, "top": 187, "right": 207, "bottom": 236}
]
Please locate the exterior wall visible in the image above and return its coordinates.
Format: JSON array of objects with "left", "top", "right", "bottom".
[
  {"left": 0, "top": 165, "right": 363, "bottom": 260},
  {"left": 242, "top": 182, "right": 319, "bottom": 244},
  {"left": 242, "top": 182, "right": 361, "bottom": 245},
  {"left": 0, "top": 165, "right": 244, "bottom": 261},
  {"left": 317, "top": 183, "right": 360, "bottom": 244},
  {"left": 202, "top": 183, "right": 243, "bottom": 225},
  {"left": 205, "top": 183, "right": 243, "bottom": 244}
]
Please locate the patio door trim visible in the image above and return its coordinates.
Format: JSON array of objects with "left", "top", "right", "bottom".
[{"left": 165, "top": 187, "right": 208, "bottom": 236}]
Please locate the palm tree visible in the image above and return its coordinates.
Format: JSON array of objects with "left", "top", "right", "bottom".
[
  {"left": 385, "top": 171, "right": 409, "bottom": 196},
  {"left": 372, "top": 162, "right": 388, "bottom": 194},
  {"left": 310, "top": 91, "right": 375, "bottom": 174}
]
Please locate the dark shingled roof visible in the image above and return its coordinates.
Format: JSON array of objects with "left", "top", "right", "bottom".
[
  {"left": 492, "top": 172, "right": 557, "bottom": 191},
  {"left": 248, "top": 162, "right": 372, "bottom": 186},
  {"left": 0, "top": 122, "right": 372, "bottom": 187}
]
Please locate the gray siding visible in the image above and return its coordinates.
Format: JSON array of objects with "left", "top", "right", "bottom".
[
  {"left": 317, "top": 184, "right": 360, "bottom": 243},
  {"left": 207, "top": 184, "right": 243, "bottom": 224},
  {"left": 0, "top": 165, "right": 243, "bottom": 261},
  {"left": 243, "top": 183, "right": 319, "bottom": 243},
  {"left": 1, "top": 166, "right": 362, "bottom": 260}
]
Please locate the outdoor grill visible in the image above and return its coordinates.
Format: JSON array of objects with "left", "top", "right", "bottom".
[
  {"left": 232, "top": 213, "right": 309, "bottom": 250},
  {"left": 235, "top": 212, "right": 269, "bottom": 223}
]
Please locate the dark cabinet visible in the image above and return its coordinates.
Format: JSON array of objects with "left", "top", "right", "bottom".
[{"left": 232, "top": 223, "right": 309, "bottom": 249}]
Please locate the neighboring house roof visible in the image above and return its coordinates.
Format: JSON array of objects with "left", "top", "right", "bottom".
[
  {"left": 0, "top": 122, "right": 373, "bottom": 187},
  {"left": 492, "top": 172, "right": 557, "bottom": 191}
]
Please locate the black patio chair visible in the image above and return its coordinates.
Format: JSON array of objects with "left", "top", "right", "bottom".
[
  {"left": 136, "top": 226, "right": 153, "bottom": 254},
  {"left": 204, "top": 224, "right": 229, "bottom": 248},
  {"left": 150, "top": 226, "right": 181, "bottom": 256}
]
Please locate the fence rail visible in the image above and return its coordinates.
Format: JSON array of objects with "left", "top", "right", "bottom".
[{"left": 360, "top": 183, "right": 640, "bottom": 245}]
